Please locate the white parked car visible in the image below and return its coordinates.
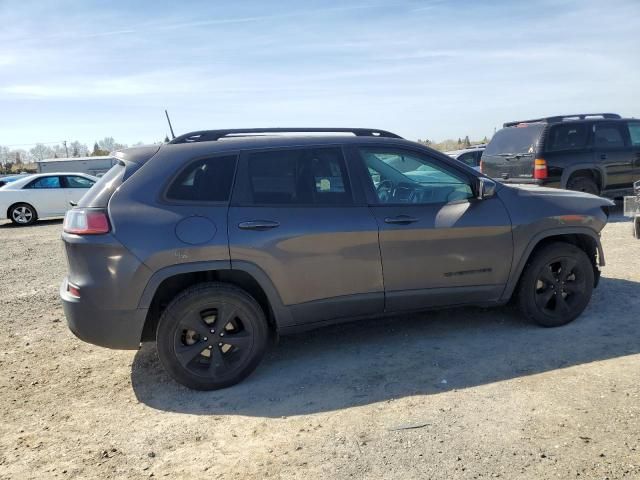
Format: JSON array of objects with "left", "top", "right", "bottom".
[{"left": 0, "top": 173, "right": 98, "bottom": 226}]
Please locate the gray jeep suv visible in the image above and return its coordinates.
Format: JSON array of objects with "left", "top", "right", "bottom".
[{"left": 60, "top": 128, "right": 614, "bottom": 390}]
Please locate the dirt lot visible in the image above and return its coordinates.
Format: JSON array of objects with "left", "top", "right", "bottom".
[{"left": 0, "top": 211, "right": 639, "bottom": 480}]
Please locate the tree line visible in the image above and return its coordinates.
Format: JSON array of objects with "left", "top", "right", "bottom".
[{"left": 0, "top": 137, "right": 170, "bottom": 174}]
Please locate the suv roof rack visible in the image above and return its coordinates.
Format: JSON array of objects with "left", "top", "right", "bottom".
[
  {"left": 169, "top": 128, "right": 403, "bottom": 144},
  {"left": 503, "top": 113, "right": 621, "bottom": 128}
]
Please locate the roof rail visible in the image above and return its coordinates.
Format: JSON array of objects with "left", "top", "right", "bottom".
[
  {"left": 169, "top": 127, "right": 403, "bottom": 144},
  {"left": 503, "top": 113, "right": 621, "bottom": 128}
]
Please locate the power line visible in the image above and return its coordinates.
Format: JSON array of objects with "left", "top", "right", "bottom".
[{"left": 3, "top": 141, "right": 66, "bottom": 148}]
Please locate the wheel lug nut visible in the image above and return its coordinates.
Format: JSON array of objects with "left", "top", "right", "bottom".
[
  {"left": 218, "top": 342, "right": 223, "bottom": 346},
  {"left": 208, "top": 345, "right": 213, "bottom": 349},
  {"left": 220, "top": 332, "right": 224, "bottom": 337},
  {"left": 210, "top": 329, "right": 215, "bottom": 333},
  {"left": 203, "top": 337, "right": 208, "bottom": 341}
]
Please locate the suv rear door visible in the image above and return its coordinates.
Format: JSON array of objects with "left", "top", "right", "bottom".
[
  {"left": 353, "top": 145, "right": 513, "bottom": 312},
  {"left": 481, "top": 124, "right": 544, "bottom": 182},
  {"left": 593, "top": 121, "right": 634, "bottom": 190},
  {"left": 228, "top": 146, "right": 384, "bottom": 328}
]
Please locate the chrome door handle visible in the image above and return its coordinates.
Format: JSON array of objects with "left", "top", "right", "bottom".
[
  {"left": 384, "top": 215, "right": 419, "bottom": 225},
  {"left": 238, "top": 220, "right": 280, "bottom": 230}
]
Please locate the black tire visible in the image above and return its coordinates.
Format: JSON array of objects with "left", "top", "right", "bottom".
[
  {"left": 156, "top": 282, "right": 269, "bottom": 390},
  {"left": 566, "top": 175, "right": 599, "bottom": 196},
  {"left": 9, "top": 203, "right": 37, "bottom": 226},
  {"left": 517, "top": 242, "right": 594, "bottom": 327}
]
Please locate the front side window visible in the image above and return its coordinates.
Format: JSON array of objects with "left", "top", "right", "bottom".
[
  {"left": 166, "top": 155, "right": 237, "bottom": 202},
  {"left": 247, "top": 147, "right": 352, "bottom": 205},
  {"left": 26, "top": 176, "right": 61, "bottom": 189},
  {"left": 594, "top": 124, "right": 625, "bottom": 148},
  {"left": 64, "top": 176, "right": 95, "bottom": 188},
  {"left": 547, "top": 124, "right": 588, "bottom": 151},
  {"left": 359, "top": 148, "right": 473, "bottom": 204},
  {"left": 627, "top": 122, "right": 640, "bottom": 146}
]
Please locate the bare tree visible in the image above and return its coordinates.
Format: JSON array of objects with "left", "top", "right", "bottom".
[
  {"left": 30, "top": 143, "right": 54, "bottom": 162},
  {"left": 69, "top": 141, "right": 89, "bottom": 157},
  {"left": 98, "top": 137, "right": 126, "bottom": 153}
]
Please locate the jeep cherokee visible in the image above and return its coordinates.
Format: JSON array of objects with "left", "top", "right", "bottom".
[{"left": 60, "top": 128, "right": 614, "bottom": 390}]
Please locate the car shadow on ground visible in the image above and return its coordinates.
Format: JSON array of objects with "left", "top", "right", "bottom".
[
  {"left": 0, "top": 219, "right": 63, "bottom": 229},
  {"left": 131, "top": 276, "right": 640, "bottom": 417}
]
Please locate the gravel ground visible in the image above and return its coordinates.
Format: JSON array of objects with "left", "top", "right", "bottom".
[{"left": 0, "top": 211, "right": 639, "bottom": 479}]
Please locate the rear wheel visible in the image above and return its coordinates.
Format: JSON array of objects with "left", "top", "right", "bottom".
[
  {"left": 9, "top": 203, "right": 37, "bottom": 226},
  {"left": 517, "top": 242, "right": 594, "bottom": 327},
  {"left": 566, "top": 175, "right": 599, "bottom": 196},
  {"left": 156, "top": 282, "right": 269, "bottom": 390}
]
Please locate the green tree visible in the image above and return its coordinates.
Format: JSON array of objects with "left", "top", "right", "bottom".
[
  {"left": 457, "top": 138, "right": 462, "bottom": 145},
  {"left": 464, "top": 135, "right": 471, "bottom": 148},
  {"left": 164, "top": 135, "right": 170, "bottom": 143}
]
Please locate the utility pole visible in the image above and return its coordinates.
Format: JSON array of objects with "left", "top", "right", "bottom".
[{"left": 63, "top": 140, "right": 69, "bottom": 158}]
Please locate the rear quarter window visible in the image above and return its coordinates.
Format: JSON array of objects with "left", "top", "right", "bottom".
[
  {"left": 546, "top": 124, "right": 589, "bottom": 152},
  {"left": 166, "top": 155, "right": 237, "bottom": 202}
]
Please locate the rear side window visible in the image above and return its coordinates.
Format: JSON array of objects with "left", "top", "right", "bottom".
[
  {"left": 627, "top": 123, "right": 640, "bottom": 146},
  {"left": 63, "top": 176, "right": 95, "bottom": 188},
  {"left": 167, "top": 155, "right": 237, "bottom": 202},
  {"left": 484, "top": 124, "right": 544, "bottom": 156},
  {"left": 25, "top": 176, "right": 61, "bottom": 189},
  {"left": 547, "top": 124, "right": 588, "bottom": 151},
  {"left": 594, "top": 124, "right": 626, "bottom": 148},
  {"left": 247, "top": 147, "right": 352, "bottom": 205}
]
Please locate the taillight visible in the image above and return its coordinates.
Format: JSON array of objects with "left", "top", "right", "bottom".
[
  {"left": 63, "top": 209, "right": 110, "bottom": 235},
  {"left": 533, "top": 158, "right": 548, "bottom": 180}
]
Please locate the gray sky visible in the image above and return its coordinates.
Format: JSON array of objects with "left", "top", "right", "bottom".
[{"left": 1, "top": 0, "right": 639, "bottom": 147}]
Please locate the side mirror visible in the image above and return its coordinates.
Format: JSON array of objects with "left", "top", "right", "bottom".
[
  {"left": 477, "top": 177, "right": 497, "bottom": 200},
  {"left": 634, "top": 180, "right": 640, "bottom": 196}
]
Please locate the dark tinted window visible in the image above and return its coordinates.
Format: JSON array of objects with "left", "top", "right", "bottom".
[
  {"left": 63, "top": 176, "right": 95, "bottom": 188},
  {"left": 547, "top": 124, "right": 588, "bottom": 151},
  {"left": 166, "top": 155, "right": 237, "bottom": 202},
  {"left": 247, "top": 147, "right": 351, "bottom": 205},
  {"left": 458, "top": 151, "right": 477, "bottom": 166},
  {"left": 25, "top": 176, "right": 61, "bottom": 189},
  {"left": 484, "top": 124, "right": 544, "bottom": 156},
  {"left": 594, "top": 124, "right": 625, "bottom": 148},
  {"left": 627, "top": 122, "right": 640, "bottom": 146}
]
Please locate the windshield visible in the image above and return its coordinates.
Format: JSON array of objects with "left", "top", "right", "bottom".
[{"left": 484, "top": 124, "right": 544, "bottom": 156}]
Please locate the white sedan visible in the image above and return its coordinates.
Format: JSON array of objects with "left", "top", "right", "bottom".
[{"left": 0, "top": 173, "right": 98, "bottom": 226}]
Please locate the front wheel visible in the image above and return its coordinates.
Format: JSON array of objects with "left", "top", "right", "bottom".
[
  {"left": 156, "top": 283, "right": 269, "bottom": 390},
  {"left": 517, "top": 242, "right": 594, "bottom": 327}
]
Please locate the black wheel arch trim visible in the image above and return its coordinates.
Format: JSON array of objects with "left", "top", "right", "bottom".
[
  {"left": 560, "top": 164, "right": 607, "bottom": 190},
  {"left": 137, "top": 259, "right": 292, "bottom": 329},
  {"left": 501, "top": 226, "right": 604, "bottom": 301}
]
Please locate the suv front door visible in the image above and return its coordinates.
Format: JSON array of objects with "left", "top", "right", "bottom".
[
  {"left": 353, "top": 145, "right": 513, "bottom": 312},
  {"left": 228, "top": 146, "right": 384, "bottom": 329},
  {"left": 593, "top": 122, "right": 634, "bottom": 190},
  {"left": 626, "top": 121, "right": 640, "bottom": 186}
]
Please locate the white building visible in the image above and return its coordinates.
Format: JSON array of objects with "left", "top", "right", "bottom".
[{"left": 37, "top": 156, "right": 116, "bottom": 176}]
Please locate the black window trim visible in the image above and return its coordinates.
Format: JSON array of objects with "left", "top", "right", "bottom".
[
  {"left": 627, "top": 120, "right": 640, "bottom": 148},
  {"left": 544, "top": 122, "right": 591, "bottom": 153},
  {"left": 160, "top": 152, "right": 240, "bottom": 205},
  {"left": 231, "top": 144, "right": 361, "bottom": 208},
  {"left": 351, "top": 143, "right": 479, "bottom": 207}
]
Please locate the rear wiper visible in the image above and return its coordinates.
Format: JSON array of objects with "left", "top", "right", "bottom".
[{"left": 495, "top": 152, "right": 533, "bottom": 159}]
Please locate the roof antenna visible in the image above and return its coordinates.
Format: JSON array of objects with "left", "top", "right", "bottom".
[{"left": 165, "top": 109, "right": 176, "bottom": 139}]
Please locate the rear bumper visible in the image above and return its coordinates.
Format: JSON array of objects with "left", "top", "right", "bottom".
[{"left": 60, "top": 277, "right": 147, "bottom": 349}]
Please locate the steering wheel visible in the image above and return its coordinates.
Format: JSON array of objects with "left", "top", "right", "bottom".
[{"left": 376, "top": 179, "right": 395, "bottom": 202}]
